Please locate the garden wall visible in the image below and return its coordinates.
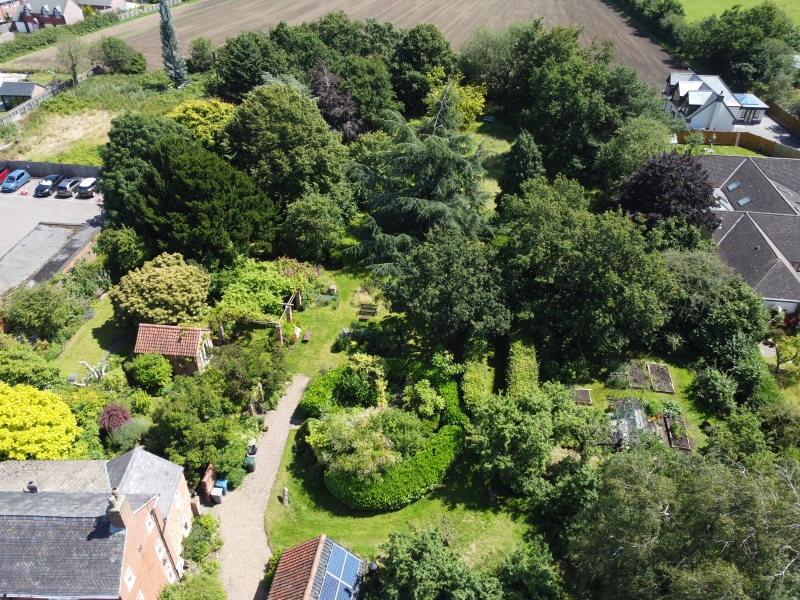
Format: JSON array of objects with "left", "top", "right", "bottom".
[{"left": 1, "top": 161, "right": 101, "bottom": 178}]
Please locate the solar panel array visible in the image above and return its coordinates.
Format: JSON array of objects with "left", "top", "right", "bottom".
[{"left": 318, "top": 543, "right": 361, "bottom": 600}]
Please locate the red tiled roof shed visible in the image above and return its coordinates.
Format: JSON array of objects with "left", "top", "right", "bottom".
[
  {"left": 267, "top": 535, "right": 324, "bottom": 600},
  {"left": 133, "top": 324, "right": 205, "bottom": 357}
]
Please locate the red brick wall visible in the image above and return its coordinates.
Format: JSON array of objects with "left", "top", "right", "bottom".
[{"left": 119, "top": 498, "right": 179, "bottom": 600}]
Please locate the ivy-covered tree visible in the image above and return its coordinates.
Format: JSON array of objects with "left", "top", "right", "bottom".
[
  {"left": 308, "top": 59, "right": 365, "bottom": 142},
  {"left": 279, "top": 193, "right": 344, "bottom": 263},
  {"left": 159, "top": 0, "right": 187, "bottom": 85},
  {"left": 498, "top": 130, "right": 546, "bottom": 197},
  {"left": 109, "top": 253, "right": 210, "bottom": 326},
  {"left": 0, "top": 382, "right": 79, "bottom": 460},
  {"left": 223, "top": 82, "right": 348, "bottom": 211},
  {"left": 617, "top": 150, "right": 719, "bottom": 230}
]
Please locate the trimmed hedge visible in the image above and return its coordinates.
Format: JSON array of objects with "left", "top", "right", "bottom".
[
  {"left": 324, "top": 425, "right": 464, "bottom": 511},
  {"left": 295, "top": 366, "right": 346, "bottom": 418},
  {"left": 439, "top": 381, "right": 469, "bottom": 428}
]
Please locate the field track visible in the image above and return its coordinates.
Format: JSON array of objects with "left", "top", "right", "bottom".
[{"left": 8, "top": 0, "right": 684, "bottom": 87}]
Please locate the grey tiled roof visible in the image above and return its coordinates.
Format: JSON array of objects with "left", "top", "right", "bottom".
[
  {"left": 108, "top": 447, "right": 184, "bottom": 518},
  {"left": 750, "top": 213, "right": 800, "bottom": 263},
  {"left": 0, "top": 490, "right": 110, "bottom": 517},
  {"left": 0, "top": 81, "right": 41, "bottom": 97},
  {"left": 0, "top": 459, "right": 110, "bottom": 493},
  {"left": 696, "top": 155, "right": 745, "bottom": 188},
  {"left": 717, "top": 214, "right": 778, "bottom": 288},
  {"left": 722, "top": 159, "right": 795, "bottom": 215},
  {"left": 0, "top": 511, "right": 124, "bottom": 599},
  {"left": 752, "top": 157, "right": 800, "bottom": 196},
  {"left": 755, "top": 262, "right": 800, "bottom": 301},
  {"left": 712, "top": 210, "right": 744, "bottom": 243},
  {"left": 14, "top": 0, "right": 65, "bottom": 18}
]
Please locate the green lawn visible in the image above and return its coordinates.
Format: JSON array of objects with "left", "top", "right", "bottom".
[
  {"left": 285, "top": 270, "right": 381, "bottom": 377},
  {"left": 583, "top": 357, "right": 710, "bottom": 448},
  {"left": 677, "top": 144, "right": 766, "bottom": 157},
  {"left": 265, "top": 429, "right": 529, "bottom": 566},
  {"left": 470, "top": 118, "right": 516, "bottom": 202},
  {"left": 54, "top": 297, "right": 131, "bottom": 377},
  {"left": 681, "top": 0, "right": 800, "bottom": 23}
]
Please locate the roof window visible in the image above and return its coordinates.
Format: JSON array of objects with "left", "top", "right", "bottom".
[
  {"left": 737, "top": 196, "right": 752, "bottom": 207},
  {"left": 727, "top": 182, "right": 740, "bottom": 191}
]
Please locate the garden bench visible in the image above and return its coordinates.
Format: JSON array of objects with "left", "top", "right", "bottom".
[
  {"left": 302, "top": 331, "right": 311, "bottom": 343},
  {"left": 360, "top": 304, "right": 378, "bottom": 316},
  {"left": 359, "top": 315, "right": 371, "bottom": 322}
]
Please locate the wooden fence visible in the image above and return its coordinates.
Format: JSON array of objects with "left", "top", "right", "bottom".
[
  {"left": 767, "top": 103, "right": 800, "bottom": 138},
  {"left": 0, "top": 68, "right": 96, "bottom": 126},
  {"left": 676, "top": 130, "right": 800, "bottom": 159},
  {"left": 118, "top": 0, "right": 180, "bottom": 19}
]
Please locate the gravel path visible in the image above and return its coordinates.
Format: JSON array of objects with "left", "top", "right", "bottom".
[{"left": 217, "top": 374, "right": 310, "bottom": 600}]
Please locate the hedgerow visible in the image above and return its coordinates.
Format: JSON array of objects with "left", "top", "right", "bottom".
[
  {"left": 323, "top": 425, "right": 464, "bottom": 511},
  {"left": 295, "top": 366, "right": 346, "bottom": 418},
  {"left": 439, "top": 381, "right": 469, "bottom": 428}
]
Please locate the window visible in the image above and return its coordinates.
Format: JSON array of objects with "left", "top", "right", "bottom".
[
  {"left": 53, "top": 6, "right": 59, "bottom": 16},
  {"left": 40, "top": 7, "right": 47, "bottom": 16},
  {"left": 183, "top": 515, "right": 190, "bottom": 534},
  {"left": 124, "top": 567, "right": 136, "bottom": 591},
  {"left": 145, "top": 513, "right": 154, "bottom": 534},
  {"left": 137, "top": 592, "right": 146, "bottom": 600},
  {"left": 174, "top": 490, "right": 181, "bottom": 507},
  {"left": 165, "top": 564, "right": 175, "bottom": 583},
  {"left": 155, "top": 539, "right": 165, "bottom": 560},
  {"left": 737, "top": 197, "right": 752, "bottom": 207},
  {"left": 727, "top": 182, "right": 740, "bottom": 191}
]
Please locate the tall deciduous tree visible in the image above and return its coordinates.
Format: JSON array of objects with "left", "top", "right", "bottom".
[
  {"left": 279, "top": 193, "right": 343, "bottom": 262},
  {"left": 223, "top": 82, "right": 347, "bottom": 211},
  {"left": 381, "top": 227, "right": 509, "bottom": 343},
  {"left": 159, "top": 0, "right": 187, "bottom": 85},
  {"left": 0, "top": 382, "right": 78, "bottom": 460},
  {"left": 109, "top": 253, "right": 210, "bottom": 326},
  {"left": 361, "top": 528, "right": 503, "bottom": 600},
  {"left": 187, "top": 36, "right": 214, "bottom": 73},
  {"left": 391, "top": 23, "right": 457, "bottom": 115},
  {"left": 594, "top": 115, "right": 671, "bottom": 187},
  {"left": 499, "top": 176, "right": 672, "bottom": 368},
  {"left": 616, "top": 150, "right": 720, "bottom": 231},
  {"left": 56, "top": 35, "right": 89, "bottom": 84},
  {"left": 308, "top": 59, "right": 365, "bottom": 142}
]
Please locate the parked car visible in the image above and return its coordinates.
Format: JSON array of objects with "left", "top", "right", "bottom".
[
  {"left": 1, "top": 169, "right": 30, "bottom": 192},
  {"left": 77, "top": 177, "right": 99, "bottom": 198},
  {"left": 0, "top": 167, "right": 9, "bottom": 184},
  {"left": 55, "top": 178, "right": 81, "bottom": 198},
  {"left": 33, "top": 174, "right": 65, "bottom": 197}
]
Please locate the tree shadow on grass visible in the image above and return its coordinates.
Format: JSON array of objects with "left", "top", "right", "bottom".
[{"left": 90, "top": 316, "right": 131, "bottom": 356}]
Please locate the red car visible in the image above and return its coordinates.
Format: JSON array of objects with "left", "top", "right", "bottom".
[{"left": 0, "top": 167, "right": 8, "bottom": 184}]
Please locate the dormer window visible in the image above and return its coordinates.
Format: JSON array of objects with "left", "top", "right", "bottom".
[
  {"left": 23, "top": 6, "right": 30, "bottom": 15},
  {"left": 53, "top": 6, "right": 59, "bottom": 16},
  {"left": 40, "top": 7, "right": 47, "bottom": 16}
]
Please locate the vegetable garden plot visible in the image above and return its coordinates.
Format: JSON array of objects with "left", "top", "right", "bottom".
[
  {"left": 665, "top": 417, "right": 691, "bottom": 452},
  {"left": 571, "top": 388, "right": 592, "bottom": 405},
  {"left": 647, "top": 362, "right": 675, "bottom": 394},
  {"left": 628, "top": 362, "right": 650, "bottom": 389}
]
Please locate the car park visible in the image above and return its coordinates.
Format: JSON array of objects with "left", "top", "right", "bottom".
[
  {"left": 1, "top": 169, "right": 30, "bottom": 192},
  {"left": 55, "top": 178, "right": 81, "bottom": 198},
  {"left": 77, "top": 177, "right": 99, "bottom": 198},
  {"left": 33, "top": 174, "right": 65, "bottom": 197}
]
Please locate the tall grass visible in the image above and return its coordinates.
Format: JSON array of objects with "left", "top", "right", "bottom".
[{"left": 40, "top": 72, "right": 208, "bottom": 116}]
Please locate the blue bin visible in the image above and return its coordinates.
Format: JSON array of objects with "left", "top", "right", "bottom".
[{"left": 215, "top": 479, "right": 229, "bottom": 495}]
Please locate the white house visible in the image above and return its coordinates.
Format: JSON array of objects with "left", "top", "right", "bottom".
[{"left": 663, "top": 71, "right": 768, "bottom": 131}]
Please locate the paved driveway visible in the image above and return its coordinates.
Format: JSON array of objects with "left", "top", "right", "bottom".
[{"left": 739, "top": 114, "right": 800, "bottom": 150}]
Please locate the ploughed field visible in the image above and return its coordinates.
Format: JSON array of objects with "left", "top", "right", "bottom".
[{"left": 8, "top": 0, "right": 683, "bottom": 87}]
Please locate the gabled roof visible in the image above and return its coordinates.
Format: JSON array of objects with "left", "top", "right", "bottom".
[
  {"left": 134, "top": 323, "right": 206, "bottom": 357},
  {"left": 719, "top": 158, "right": 796, "bottom": 215},
  {"left": 108, "top": 447, "right": 184, "bottom": 518},
  {"left": 267, "top": 535, "right": 366, "bottom": 600},
  {"left": 750, "top": 213, "right": 800, "bottom": 263},
  {"left": 697, "top": 155, "right": 746, "bottom": 188},
  {"left": 716, "top": 213, "right": 779, "bottom": 288},
  {"left": 13, "top": 0, "right": 65, "bottom": 18},
  {"left": 752, "top": 157, "right": 800, "bottom": 197},
  {"left": 0, "top": 492, "right": 126, "bottom": 599},
  {"left": 0, "top": 448, "right": 185, "bottom": 518},
  {"left": 0, "top": 81, "right": 42, "bottom": 97}
]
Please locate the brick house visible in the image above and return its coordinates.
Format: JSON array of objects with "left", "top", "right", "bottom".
[
  {"left": 134, "top": 323, "right": 213, "bottom": 376},
  {"left": 12, "top": 0, "right": 83, "bottom": 32},
  {"left": 267, "top": 535, "right": 366, "bottom": 600},
  {"left": 0, "top": 448, "right": 194, "bottom": 599}
]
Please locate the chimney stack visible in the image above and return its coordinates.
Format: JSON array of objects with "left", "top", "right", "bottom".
[
  {"left": 106, "top": 487, "right": 131, "bottom": 530},
  {"left": 26, "top": 480, "right": 38, "bottom": 493}
]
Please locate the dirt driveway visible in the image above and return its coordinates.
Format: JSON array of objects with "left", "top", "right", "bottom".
[{"left": 9, "top": 0, "right": 682, "bottom": 87}]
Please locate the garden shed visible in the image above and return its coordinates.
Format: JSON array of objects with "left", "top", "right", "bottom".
[{"left": 133, "top": 323, "right": 213, "bottom": 375}]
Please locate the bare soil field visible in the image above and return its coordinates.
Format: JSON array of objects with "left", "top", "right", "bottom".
[{"left": 8, "top": 0, "right": 682, "bottom": 87}]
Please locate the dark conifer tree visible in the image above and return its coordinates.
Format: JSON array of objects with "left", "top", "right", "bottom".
[{"left": 499, "top": 130, "right": 546, "bottom": 197}]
